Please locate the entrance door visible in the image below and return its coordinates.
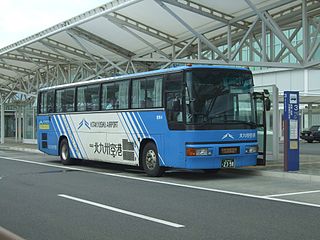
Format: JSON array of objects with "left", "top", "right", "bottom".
[
  {"left": 5, "top": 114, "right": 15, "bottom": 137},
  {"left": 254, "top": 94, "right": 266, "bottom": 165}
]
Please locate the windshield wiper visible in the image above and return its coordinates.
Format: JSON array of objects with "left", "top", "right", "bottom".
[
  {"left": 223, "top": 119, "right": 257, "bottom": 127},
  {"left": 196, "top": 114, "right": 234, "bottom": 126}
]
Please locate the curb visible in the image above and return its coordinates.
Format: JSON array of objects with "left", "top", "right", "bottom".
[
  {"left": 0, "top": 146, "right": 42, "bottom": 154},
  {"left": 225, "top": 168, "right": 320, "bottom": 184}
]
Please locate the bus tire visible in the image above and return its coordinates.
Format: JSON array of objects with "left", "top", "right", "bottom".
[
  {"left": 142, "top": 142, "right": 164, "bottom": 177},
  {"left": 60, "top": 138, "right": 74, "bottom": 165}
]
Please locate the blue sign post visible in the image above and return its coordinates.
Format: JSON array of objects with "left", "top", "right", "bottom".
[{"left": 284, "top": 91, "right": 299, "bottom": 171}]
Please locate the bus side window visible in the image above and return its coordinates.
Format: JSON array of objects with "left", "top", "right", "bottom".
[
  {"left": 165, "top": 73, "right": 183, "bottom": 123},
  {"left": 102, "top": 83, "right": 116, "bottom": 110},
  {"left": 132, "top": 79, "right": 145, "bottom": 109},
  {"left": 39, "top": 91, "right": 54, "bottom": 113},
  {"left": 77, "top": 85, "right": 99, "bottom": 111},
  {"left": 56, "top": 89, "right": 64, "bottom": 112},
  {"left": 39, "top": 92, "right": 47, "bottom": 114},
  {"left": 132, "top": 76, "right": 163, "bottom": 109},
  {"left": 56, "top": 88, "right": 75, "bottom": 113},
  {"left": 65, "top": 88, "right": 75, "bottom": 112},
  {"left": 77, "top": 86, "right": 86, "bottom": 111},
  {"left": 47, "top": 90, "right": 54, "bottom": 113},
  {"left": 116, "top": 80, "right": 129, "bottom": 109},
  {"left": 146, "top": 76, "right": 163, "bottom": 108},
  {"left": 86, "top": 85, "right": 99, "bottom": 111}
]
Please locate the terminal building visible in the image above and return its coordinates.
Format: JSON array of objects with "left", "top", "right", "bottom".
[{"left": 0, "top": 0, "right": 319, "bottom": 161}]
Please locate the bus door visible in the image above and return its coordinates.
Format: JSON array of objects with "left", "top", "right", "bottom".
[{"left": 254, "top": 90, "right": 271, "bottom": 165}]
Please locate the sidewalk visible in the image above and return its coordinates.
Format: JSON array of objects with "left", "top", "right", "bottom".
[
  {"left": 237, "top": 154, "right": 320, "bottom": 183},
  {"left": 0, "top": 139, "right": 320, "bottom": 183},
  {"left": 0, "top": 140, "right": 40, "bottom": 154}
]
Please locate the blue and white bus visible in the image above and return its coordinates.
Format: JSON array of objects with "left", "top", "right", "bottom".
[{"left": 37, "top": 65, "right": 269, "bottom": 176}]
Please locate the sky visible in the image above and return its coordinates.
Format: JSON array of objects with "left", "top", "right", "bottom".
[{"left": 0, "top": 0, "right": 108, "bottom": 48}]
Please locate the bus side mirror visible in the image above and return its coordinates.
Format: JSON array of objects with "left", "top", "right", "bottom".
[
  {"left": 262, "top": 89, "right": 271, "bottom": 111},
  {"left": 265, "top": 98, "right": 271, "bottom": 111}
]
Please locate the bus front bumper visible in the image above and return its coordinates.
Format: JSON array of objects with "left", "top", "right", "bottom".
[{"left": 185, "top": 143, "right": 258, "bottom": 169}]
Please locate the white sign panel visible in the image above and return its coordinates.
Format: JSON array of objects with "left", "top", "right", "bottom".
[{"left": 289, "top": 119, "right": 298, "bottom": 139}]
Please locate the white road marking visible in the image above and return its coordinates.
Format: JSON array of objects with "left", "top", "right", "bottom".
[
  {"left": 264, "top": 190, "right": 320, "bottom": 198},
  {"left": 2, "top": 156, "right": 320, "bottom": 209},
  {"left": 58, "top": 194, "right": 185, "bottom": 228}
]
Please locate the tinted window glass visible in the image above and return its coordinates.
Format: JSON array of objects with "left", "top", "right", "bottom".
[
  {"left": 39, "top": 90, "right": 54, "bottom": 113},
  {"left": 77, "top": 84, "right": 100, "bottom": 111},
  {"left": 131, "top": 79, "right": 145, "bottom": 108},
  {"left": 165, "top": 73, "right": 183, "bottom": 123},
  {"left": 132, "top": 76, "right": 163, "bottom": 108},
  {"left": 56, "top": 88, "right": 75, "bottom": 112},
  {"left": 117, "top": 81, "right": 129, "bottom": 109},
  {"left": 77, "top": 87, "right": 86, "bottom": 111},
  {"left": 147, "top": 76, "right": 162, "bottom": 107},
  {"left": 102, "top": 81, "right": 129, "bottom": 110}
]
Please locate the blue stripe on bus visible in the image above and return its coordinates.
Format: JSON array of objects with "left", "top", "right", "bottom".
[
  {"left": 117, "top": 113, "right": 132, "bottom": 145},
  {"left": 51, "top": 115, "right": 61, "bottom": 136},
  {"left": 134, "top": 112, "right": 166, "bottom": 166},
  {"left": 118, "top": 113, "right": 139, "bottom": 159},
  {"left": 136, "top": 112, "right": 151, "bottom": 138},
  {"left": 129, "top": 112, "right": 145, "bottom": 138},
  {"left": 125, "top": 112, "right": 142, "bottom": 142},
  {"left": 121, "top": 112, "right": 138, "bottom": 146},
  {"left": 52, "top": 115, "right": 62, "bottom": 136},
  {"left": 65, "top": 115, "right": 84, "bottom": 159},
  {"left": 57, "top": 114, "right": 77, "bottom": 159},
  {"left": 64, "top": 115, "right": 83, "bottom": 159},
  {"left": 67, "top": 116, "right": 88, "bottom": 159},
  {"left": 122, "top": 112, "right": 140, "bottom": 157}
]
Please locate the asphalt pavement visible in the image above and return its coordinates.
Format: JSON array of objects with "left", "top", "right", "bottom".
[{"left": 1, "top": 150, "right": 320, "bottom": 240}]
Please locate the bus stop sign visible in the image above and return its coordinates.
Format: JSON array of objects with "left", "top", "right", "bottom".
[{"left": 283, "top": 91, "right": 299, "bottom": 171}]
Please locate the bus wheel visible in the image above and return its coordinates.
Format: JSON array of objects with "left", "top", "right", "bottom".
[
  {"left": 60, "top": 138, "right": 73, "bottom": 165},
  {"left": 142, "top": 142, "right": 164, "bottom": 177}
]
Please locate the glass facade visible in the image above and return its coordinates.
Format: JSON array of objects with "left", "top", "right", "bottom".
[
  {"left": 0, "top": 100, "right": 37, "bottom": 144},
  {"left": 23, "top": 102, "right": 37, "bottom": 142}
]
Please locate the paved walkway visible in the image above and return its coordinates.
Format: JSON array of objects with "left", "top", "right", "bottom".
[
  {"left": 0, "top": 139, "right": 319, "bottom": 183},
  {"left": 0, "top": 140, "right": 40, "bottom": 154}
]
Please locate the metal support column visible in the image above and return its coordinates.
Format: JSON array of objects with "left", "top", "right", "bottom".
[
  {"left": 272, "top": 85, "right": 279, "bottom": 161},
  {"left": 18, "top": 107, "right": 22, "bottom": 142},
  {"left": 227, "top": 24, "right": 232, "bottom": 61},
  {"left": 262, "top": 21, "right": 267, "bottom": 62},
  {"left": 0, "top": 101, "right": 4, "bottom": 144},
  {"left": 308, "top": 103, "right": 312, "bottom": 128},
  {"left": 302, "top": 0, "right": 309, "bottom": 62},
  {"left": 15, "top": 110, "right": 17, "bottom": 142}
]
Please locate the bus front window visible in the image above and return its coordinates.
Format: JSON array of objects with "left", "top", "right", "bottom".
[{"left": 185, "top": 69, "right": 256, "bottom": 129}]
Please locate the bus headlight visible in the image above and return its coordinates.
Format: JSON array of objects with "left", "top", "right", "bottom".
[
  {"left": 186, "top": 148, "right": 212, "bottom": 156},
  {"left": 245, "top": 145, "right": 258, "bottom": 153}
]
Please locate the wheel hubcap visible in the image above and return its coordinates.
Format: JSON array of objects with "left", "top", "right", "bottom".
[
  {"left": 145, "top": 149, "right": 157, "bottom": 170},
  {"left": 61, "top": 144, "right": 68, "bottom": 160}
]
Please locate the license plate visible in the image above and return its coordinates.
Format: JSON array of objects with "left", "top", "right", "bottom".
[{"left": 221, "top": 159, "right": 235, "bottom": 168}]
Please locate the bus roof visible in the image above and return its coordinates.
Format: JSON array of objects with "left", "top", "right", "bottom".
[{"left": 39, "top": 65, "right": 251, "bottom": 92}]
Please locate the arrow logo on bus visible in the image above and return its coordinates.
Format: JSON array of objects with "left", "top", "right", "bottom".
[
  {"left": 78, "top": 119, "right": 90, "bottom": 130},
  {"left": 222, "top": 133, "right": 234, "bottom": 140}
]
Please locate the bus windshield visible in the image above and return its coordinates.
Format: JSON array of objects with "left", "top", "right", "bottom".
[{"left": 185, "top": 69, "right": 255, "bottom": 129}]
